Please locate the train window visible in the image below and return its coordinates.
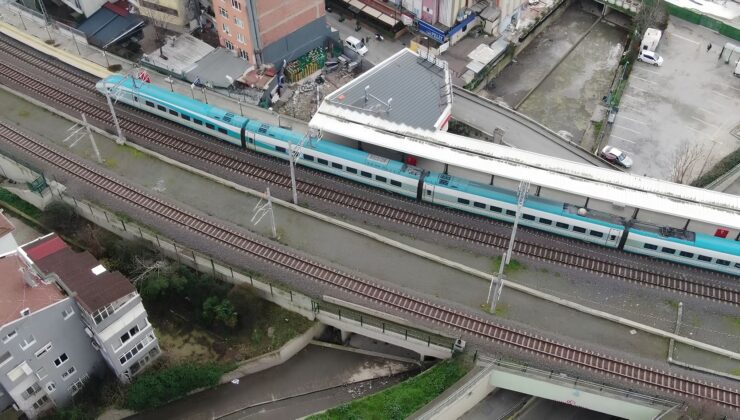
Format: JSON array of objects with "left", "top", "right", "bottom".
[
  {"left": 735, "top": 263, "right": 740, "bottom": 269},
  {"left": 218, "top": 128, "right": 228, "bottom": 134},
  {"left": 506, "top": 210, "right": 516, "bottom": 217},
  {"left": 169, "top": 110, "right": 178, "bottom": 116},
  {"left": 390, "top": 180, "right": 402, "bottom": 187},
  {"left": 716, "top": 259, "right": 730, "bottom": 266},
  {"left": 522, "top": 214, "right": 535, "bottom": 221},
  {"left": 346, "top": 167, "right": 357, "bottom": 174},
  {"left": 361, "top": 171, "right": 372, "bottom": 178},
  {"left": 573, "top": 226, "right": 586, "bottom": 233},
  {"left": 643, "top": 243, "right": 658, "bottom": 250},
  {"left": 303, "top": 154, "right": 314, "bottom": 161},
  {"left": 181, "top": 114, "right": 191, "bottom": 122},
  {"left": 457, "top": 198, "right": 470, "bottom": 205},
  {"left": 332, "top": 162, "right": 342, "bottom": 170},
  {"left": 490, "top": 206, "right": 502, "bottom": 213},
  {"left": 275, "top": 146, "right": 286, "bottom": 154},
  {"left": 589, "top": 231, "right": 604, "bottom": 238},
  {"left": 194, "top": 119, "right": 203, "bottom": 126},
  {"left": 539, "top": 218, "right": 552, "bottom": 225},
  {"left": 556, "top": 222, "right": 569, "bottom": 229},
  {"left": 376, "top": 176, "right": 387, "bottom": 183},
  {"left": 133, "top": 96, "right": 139, "bottom": 102},
  {"left": 205, "top": 123, "right": 215, "bottom": 130},
  {"left": 679, "top": 251, "right": 694, "bottom": 258},
  {"left": 697, "top": 255, "right": 711, "bottom": 262},
  {"left": 609, "top": 235, "right": 616, "bottom": 241},
  {"left": 145, "top": 101, "right": 155, "bottom": 107},
  {"left": 157, "top": 105, "right": 166, "bottom": 112},
  {"left": 473, "top": 202, "right": 485, "bottom": 209},
  {"left": 426, "top": 190, "right": 432, "bottom": 196},
  {"left": 317, "top": 158, "right": 328, "bottom": 166}
]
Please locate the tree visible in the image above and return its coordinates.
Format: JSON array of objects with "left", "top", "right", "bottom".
[
  {"left": 202, "top": 296, "right": 238, "bottom": 329},
  {"left": 633, "top": 0, "right": 669, "bottom": 40},
  {"left": 670, "top": 141, "right": 705, "bottom": 184},
  {"left": 40, "top": 201, "right": 80, "bottom": 235}
]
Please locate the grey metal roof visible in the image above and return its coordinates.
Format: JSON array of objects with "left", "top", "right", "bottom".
[
  {"left": 325, "top": 49, "right": 450, "bottom": 131},
  {"left": 185, "top": 48, "right": 251, "bottom": 88},
  {"left": 77, "top": 4, "right": 144, "bottom": 49}
]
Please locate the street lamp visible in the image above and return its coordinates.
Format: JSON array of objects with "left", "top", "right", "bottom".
[{"left": 164, "top": 76, "right": 174, "bottom": 92}]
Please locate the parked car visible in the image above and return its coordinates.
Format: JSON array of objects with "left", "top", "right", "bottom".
[
  {"left": 638, "top": 50, "right": 663, "bottom": 66},
  {"left": 344, "top": 36, "right": 368, "bottom": 56},
  {"left": 601, "top": 145, "right": 633, "bottom": 168}
]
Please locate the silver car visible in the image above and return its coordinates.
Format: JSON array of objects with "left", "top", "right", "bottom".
[{"left": 601, "top": 145, "right": 634, "bottom": 168}]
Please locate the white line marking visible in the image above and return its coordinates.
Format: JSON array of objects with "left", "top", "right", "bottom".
[
  {"left": 697, "top": 106, "right": 715, "bottom": 115},
  {"left": 610, "top": 134, "right": 636, "bottom": 144},
  {"left": 726, "top": 84, "right": 740, "bottom": 93},
  {"left": 691, "top": 116, "right": 718, "bottom": 128},
  {"left": 636, "top": 68, "right": 661, "bottom": 76},
  {"left": 615, "top": 125, "right": 642, "bottom": 135},
  {"left": 631, "top": 75, "right": 657, "bottom": 85},
  {"left": 671, "top": 33, "right": 700, "bottom": 45},
  {"left": 616, "top": 115, "right": 648, "bottom": 125},
  {"left": 712, "top": 91, "right": 734, "bottom": 100},
  {"left": 685, "top": 125, "right": 702, "bottom": 133},
  {"left": 628, "top": 85, "right": 650, "bottom": 93}
]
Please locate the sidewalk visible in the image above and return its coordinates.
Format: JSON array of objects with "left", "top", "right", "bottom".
[{"left": 0, "top": 3, "right": 309, "bottom": 134}]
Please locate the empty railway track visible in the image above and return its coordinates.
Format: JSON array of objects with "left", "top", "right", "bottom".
[
  {"left": 0, "top": 121, "right": 737, "bottom": 410},
  {"left": 0, "top": 36, "right": 738, "bottom": 309}
]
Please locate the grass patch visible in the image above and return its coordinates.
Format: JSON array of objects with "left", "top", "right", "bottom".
[
  {"left": 122, "top": 144, "right": 146, "bottom": 158},
  {"left": 125, "top": 362, "right": 235, "bottom": 411},
  {"left": 727, "top": 316, "right": 740, "bottom": 334},
  {"left": 730, "top": 367, "right": 740, "bottom": 377},
  {"left": 479, "top": 303, "right": 509, "bottom": 317},
  {"left": 490, "top": 255, "right": 525, "bottom": 274},
  {"left": 665, "top": 299, "right": 680, "bottom": 311},
  {"left": 17, "top": 109, "right": 31, "bottom": 118},
  {"left": 592, "top": 120, "right": 604, "bottom": 139},
  {"left": 0, "top": 187, "right": 43, "bottom": 219},
  {"left": 691, "top": 146, "right": 740, "bottom": 188},
  {"left": 310, "top": 357, "right": 471, "bottom": 420},
  {"left": 104, "top": 158, "right": 118, "bottom": 169}
]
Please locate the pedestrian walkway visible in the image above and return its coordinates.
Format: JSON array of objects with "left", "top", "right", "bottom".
[{"left": 0, "top": 3, "right": 309, "bottom": 134}]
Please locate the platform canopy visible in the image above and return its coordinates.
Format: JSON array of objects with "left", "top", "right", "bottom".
[{"left": 309, "top": 112, "right": 740, "bottom": 229}]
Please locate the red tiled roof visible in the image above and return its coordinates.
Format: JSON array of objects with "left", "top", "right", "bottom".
[
  {"left": 0, "top": 253, "right": 65, "bottom": 326},
  {"left": 23, "top": 234, "right": 135, "bottom": 313}
]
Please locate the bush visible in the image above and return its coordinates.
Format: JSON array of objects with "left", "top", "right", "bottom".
[
  {"left": 125, "top": 362, "right": 233, "bottom": 411},
  {"left": 99, "top": 236, "right": 156, "bottom": 275},
  {"left": 691, "top": 147, "right": 740, "bottom": 187},
  {"left": 40, "top": 201, "right": 81, "bottom": 235},
  {"left": 227, "top": 284, "right": 266, "bottom": 330},
  {"left": 202, "top": 296, "right": 238, "bottom": 329}
]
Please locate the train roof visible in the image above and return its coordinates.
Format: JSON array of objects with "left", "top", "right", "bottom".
[
  {"left": 310, "top": 112, "right": 740, "bottom": 230},
  {"left": 633, "top": 228, "right": 740, "bottom": 255}
]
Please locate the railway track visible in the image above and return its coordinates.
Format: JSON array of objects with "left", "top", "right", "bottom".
[
  {"left": 0, "top": 121, "right": 737, "bottom": 410},
  {"left": 0, "top": 38, "right": 738, "bottom": 309}
]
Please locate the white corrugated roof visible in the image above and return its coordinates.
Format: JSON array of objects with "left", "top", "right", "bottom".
[{"left": 309, "top": 112, "right": 740, "bottom": 229}]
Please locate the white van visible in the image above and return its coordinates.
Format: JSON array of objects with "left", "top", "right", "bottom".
[
  {"left": 734, "top": 59, "right": 740, "bottom": 77},
  {"left": 345, "top": 36, "right": 368, "bottom": 56}
]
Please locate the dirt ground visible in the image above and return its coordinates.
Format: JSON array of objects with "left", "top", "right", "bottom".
[{"left": 275, "top": 67, "right": 358, "bottom": 122}]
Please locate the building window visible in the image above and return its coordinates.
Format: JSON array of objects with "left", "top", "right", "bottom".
[
  {"left": 34, "top": 343, "right": 52, "bottom": 358},
  {"left": 32, "top": 395, "right": 50, "bottom": 410},
  {"left": 120, "top": 334, "right": 156, "bottom": 365},
  {"left": 0, "top": 352, "right": 11, "bottom": 368},
  {"left": 231, "top": 0, "right": 241, "bottom": 10},
  {"left": 53, "top": 353, "right": 68, "bottom": 367},
  {"left": 92, "top": 303, "right": 116, "bottom": 325},
  {"left": 20, "top": 335, "right": 36, "bottom": 351},
  {"left": 235, "top": 17, "right": 243, "bottom": 28},
  {"left": 225, "top": 40, "right": 234, "bottom": 50},
  {"left": 237, "top": 33, "right": 246, "bottom": 44},
  {"left": 68, "top": 375, "right": 88, "bottom": 396},
  {"left": 2, "top": 330, "right": 16, "bottom": 343},
  {"left": 238, "top": 48, "right": 248, "bottom": 60},
  {"left": 45, "top": 382, "right": 56, "bottom": 393},
  {"left": 222, "top": 23, "right": 230, "bottom": 35},
  {"left": 219, "top": 6, "right": 228, "bottom": 17},
  {"left": 121, "top": 325, "right": 141, "bottom": 345},
  {"left": 21, "top": 383, "right": 41, "bottom": 400},
  {"left": 62, "top": 307, "right": 74, "bottom": 320},
  {"left": 35, "top": 367, "right": 47, "bottom": 380},
  {"left": 61, "top": 366, "right": 76, "bottom": 381}
]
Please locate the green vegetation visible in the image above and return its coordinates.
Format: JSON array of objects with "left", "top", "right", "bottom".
[
  {"left": 0, "top": 187, "right": 43, "bottom": 219},
  {"left": 491, "top": 255, "right": 525, "bottom": 274},
  {"left": 51, "top": 372, "right": 125, "bottom": 420},
  {"left": 691, "top": 147, "right": 740, "bottom": 188},
  {"left": 592, "top": 120, "right": 604, "bottom": 139},
  {"left": 727, "top": 316, "right": 740, "bottom": 334},
  {"left": 108, "top": 64, "right": 123, "bottom": 72},
  {"left": 310, "top": 357, "right": 471, "bottom": 420},
  {"left": 125, "top": 362, "right": 235, "bottom": 411},
  {"left": 665, "top": 299, "right": 680, "bottom": 311}
]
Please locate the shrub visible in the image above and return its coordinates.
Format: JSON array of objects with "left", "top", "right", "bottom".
[
  {"left": 202, "top": 296, "right": 238, "bottom": 329},
  {"left": 691, "top": 147, "right": 740, "bottom": 187},
  {"left": 125, "top": 362, "right": 233, "bottom": 411},
  {"left": 40, "top": 201, "right": 80, "bottom": 235},
  {"left": 227, "top": 284, "right": 266, "bottom": 330}
]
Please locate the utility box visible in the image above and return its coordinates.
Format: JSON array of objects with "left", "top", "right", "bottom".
[{"left": 641, "top": 28, "right": 662, "bottom": 52}]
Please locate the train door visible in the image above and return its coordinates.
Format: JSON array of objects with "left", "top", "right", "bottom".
[{"left": 605, "top": 228, "right": 622, "bottom": 248}]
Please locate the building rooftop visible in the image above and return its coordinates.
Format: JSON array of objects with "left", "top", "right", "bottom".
[
  {"left": 323, "top": 48, "right": 452, "bottom": 131},
  {"left": 0, "top": 251, "right": 65, "bottom": 327},
  {"left": 140, "top": 34, "right": 215, "bottom": 77},
  {"left": 77, "top": 1, "right": 145, "bottom": 49},
  {"left": 185, "top": 48, "right": 252, "bottom": 89},
  {"left": 23, "top": 234, "right": 135, "bottom": 314}
]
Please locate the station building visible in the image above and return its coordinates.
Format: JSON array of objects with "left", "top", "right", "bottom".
[
  {"left": 309, "top": 48, "right": 740, "bottom": 240},
  {"left": 0, "top": 232, "right": 160, "bottom": 418}
]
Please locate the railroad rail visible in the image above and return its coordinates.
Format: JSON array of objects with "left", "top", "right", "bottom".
[
  {"left": 0, "top": 37, "right": 738, "bottom": 309},
  {"left": 0, "top": 121, "right": 737, "bottom": 410}
]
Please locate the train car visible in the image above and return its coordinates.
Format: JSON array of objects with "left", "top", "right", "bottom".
[
  {"left": 422, "top": 173, "right": 625, "bottom": 248},
  {"left": 96, "top": 75, "right": 740, "bottom": 276},
  {"left": 624, "top": 225, "right": 740, "bottom": 276}
]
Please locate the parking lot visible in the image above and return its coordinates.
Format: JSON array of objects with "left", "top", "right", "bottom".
[{"left": 606, "top": 18, "right": 740, "bottom": 181}]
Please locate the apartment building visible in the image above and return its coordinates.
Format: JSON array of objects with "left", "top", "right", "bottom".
[
  {"left": 214, "top": 0, "right": 331, "bottom": 65},
  {"left": 0, "top": 234, "right": 160, "bottom": 418}
]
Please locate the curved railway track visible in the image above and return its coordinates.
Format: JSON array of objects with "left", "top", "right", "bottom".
[
  {"left": 0, "top": 121, "right": 737, "bottom": 410},
  {"left": 0, "top": 38, "right": 738, "bottom": 309}
]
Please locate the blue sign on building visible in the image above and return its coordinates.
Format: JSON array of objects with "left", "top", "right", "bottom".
[{"left": 417, "top": 20, "right": 446, "bottom": 43}]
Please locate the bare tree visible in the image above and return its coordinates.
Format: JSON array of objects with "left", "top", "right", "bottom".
[
  {"left": 633, "top": 0, "right": 668, "bottom": 39},
  {"left": 135, "top": 5, "right": 172, "bottom": 58},
  {"left": 670, "top": 141, "right": 705, "bottom": 184}
]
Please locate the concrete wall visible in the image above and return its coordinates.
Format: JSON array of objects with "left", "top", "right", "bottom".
[
  {"left": 257, "top": 0, "right": 324, "bottom": 47},
  {"left": 261, "top": 16, "right": 334, "bottom": 65}
]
